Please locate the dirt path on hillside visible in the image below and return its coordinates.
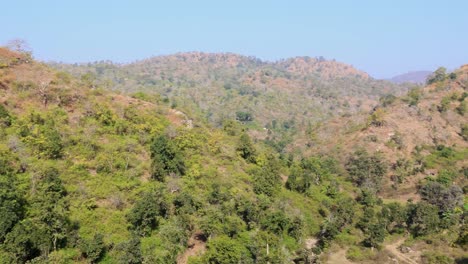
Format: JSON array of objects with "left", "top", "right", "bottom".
[
  {"left": 325, "top": 248, "right": 353, "bottom": 264},
  {"left": 385, "top": 238, "right": 420, "bottom": 264},
  {"left": 177, "top": 232, "right": 207, "bottom": 264}
]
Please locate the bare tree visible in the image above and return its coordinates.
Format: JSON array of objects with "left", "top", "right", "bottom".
[{"left": 5, "top": 38, "right": 31, "bottom": 53}]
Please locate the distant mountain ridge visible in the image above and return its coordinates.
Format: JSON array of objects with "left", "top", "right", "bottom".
[{"left": 389, "top": 70, "right": 432, "bottom": 84}]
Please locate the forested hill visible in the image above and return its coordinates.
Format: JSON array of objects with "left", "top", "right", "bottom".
[
  {"left": 1, "top": 47, "right": 467, "bottom": 264},
  {"left": 50, "top": 53, "right": 412, "bottom": 134}
]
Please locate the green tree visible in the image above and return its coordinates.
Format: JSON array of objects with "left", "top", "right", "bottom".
[
  {"left": 115, "top": 237, "right": 143, "bottom": 264},
  {"left": 252, "top": 155, "right": 281, "bottom": 196},
  {"left": 363, "top": 222, "right": 386, "bottom": 249},
  {"left": 346, "top": 150, "right": 387, "bottom": 191},
  {"left": 426, "top": 67, "right": 447, "bottom": 84},
  {"left": 380, "top": 203, "right": 407, "bottom": 234},
  {"left": 79, "top": 233, "right": 106, "bottom": 263},
  {"left": 203, "top": 235, "right": 252, "bottom": 264},
  {"left": 0, "top": 104, "right": 12, "bottom": 127},
  {"left": 150, "top": 134, "right": 185, "bottom": 181},
  {"left": 235, "top": 111, "right": 253, "bottom": 122},
  {"left": 236, "top": 133, "right": 257, "bottom": 163},
  {"left": 419, "top": 182, "right": 463, "bottom": 213},
  {"left": 127, "top": 188, "right": 168, "bottom": 236},
  {"left": 407, "top": 202, "right": 440, "bottom": 237},
  {"left": 0, "top": 149, "right": 24, "bottom": 242}
]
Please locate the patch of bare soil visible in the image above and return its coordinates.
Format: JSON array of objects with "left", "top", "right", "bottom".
[
  {"left": 385, "top": 238, "right": 421, "bottom": 264},
  {"left": 177, "top": 232, "right": 207, "bottom": 264},
  {"left": 325, "top": 248, "right": 353, "bottom": 264}
]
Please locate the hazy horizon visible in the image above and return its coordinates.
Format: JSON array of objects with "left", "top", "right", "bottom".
[{"left": 2, "top": 0, "right": 467, "bottom": 79}]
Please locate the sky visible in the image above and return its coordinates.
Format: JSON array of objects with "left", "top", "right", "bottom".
[{"left": 1, "top": 0, "right": 467, "bottom": 78}]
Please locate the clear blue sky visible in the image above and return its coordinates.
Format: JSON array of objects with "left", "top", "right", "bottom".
[{"left": 1, "top": 0, "right": 467, "bottom": 78}]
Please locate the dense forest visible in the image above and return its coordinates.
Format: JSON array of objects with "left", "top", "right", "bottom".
[{"left": 0, "top": 47, "right": 467, "bottom": 264}]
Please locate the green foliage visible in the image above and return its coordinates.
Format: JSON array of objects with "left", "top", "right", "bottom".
[
  {"left": 461, "top": 124, "right": 468, "bottom": 141},
  {"left": 456, "top": 100, "right": 466, "bottom": 115},
  {"left": 391, "top": 158, "right": 413, "bottom": 185},
  {"left": 127, "top": 188, "right": 168, "bottom": 236},
  {"left": 235, "top": 111, "right": 253, "bottom": 122},
  {"left": 252, "top": 155, "right": 281, "bottom": 196},
  {"left": 419, "top": 181, "right": 463, "bottom": 213},
  {"left": 380, "top": 203, "right": 407, "bottom": 234},
  {"left": 404, "top": 87, "right": 422, "bottom": 106},
  {"left": 379, "top": 94, "right": 397, "bottom": 107},
  {"left": 426, "top": 67, "right": 447, "bottom": 85},
  {"left": 21, "top": 116, "right": 64, "bottom": 159},
  {"left": 0, "top": 104, "right": 12, "bottom": 127},
  {"left": 0, "top": 175, "right": 24, "bottom": 243},
  {"left": 78, "top": 233, "right": 106, "bottom": 263},
  {"left": 286, "top": 156, "right": 338, "bottom": 194},
  {"left": 317, "top": 197, "right": 356, "bottom": 250},
  {"left": 203, "top": 235, "right": 252, "bottom": 264},
  {"left": 368, "top": 108, "right": 385, "bottom": 127},
  {"left": 346, "top": 150, "right": 387, "bottom": 191},
  {"left": 438, "top": 96, "right": 451, "bottom": 112},
  {"left": 150, "top": 134, "right": 185, "bottom": 181},
  {"left": 222, "top": 119, "right": 243, "bottom": 136},
  {"left": 421, "top": 251, "right": 454, "bottom": 264},
  {"left": 236, "top": 133, "right": 257, "bottom": 163},
  {"left": 407, "top": 202, "right": 440, "bottom": 237},
  {"left": 362, "top": 222, "right": 385, "bottom": 249},
  {"left": 115, "top": 236, "right": 143, "bottom": 264}
]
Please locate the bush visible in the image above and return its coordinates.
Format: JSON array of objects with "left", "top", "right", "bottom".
[
  {"left": 115, "top": 237, "right": 143, "bottom": 264},
  {"left": 379, "top": 94, "right": 397, "bottom": 107},
  {"left": 368, "top": 108, "right": 385, "bottom": 127},
  {"left": 421, "top": 251, "right": 453, "bottom": 264},
  {"left": 426, "top": 67, "right": 447, "bottom": 85},
  {"left": 419, "top": 182, "right": 463, "bottom": 213},
  {"left": 150, "top": 134, "right": 185, "bottom": 181},
  {"left": 236, "top": 133, "right": 256, "bottom": 163},
  {"left": 235, "top": 111, "right": 253, "bottom": 122},
  {"left": 461, "top": 124, "right": 468, "bottom": 141},
  {"left": 203, "top": 236, "right": 252, "bottom": 264},
  {"left": 78, "top": 233, "right": 106, "bottom": 263},
  {"left": 127, "top": 188, "right": 168, "bottom": 236},
  {"left": 0, "top": 104, "right": 12, "bottom": 127},
  {"left": 346, "top": 150, "right": 387, "bottom": 191},
  {"left": 252, "top": 155, "right": 281, "bottom": 196},
  {"left": 407, "top": 202, "right": 440, "bottom": 237}
]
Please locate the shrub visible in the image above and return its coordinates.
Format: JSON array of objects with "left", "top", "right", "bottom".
[
  {"left": 426, "top": 67, "right": 447, "bottom": 85},
  {"left": 368, "top": 108, "right": 385, "bottom": 127},
  {"left": 407, "top": 202, "right": 440, "bottom": 237},
  {"left": 0, "top": 104, "right": 12, "bottom": 127},
  {"left": 150, "top": 134, "right": 185, "bottom": 181},
  {"left": 235, "top": 111, "right": 253, "bottom": 122},
  {"left": 127, "top": 188, "right": 168, "bottom": 236},
  {"left": 346, "top": 150, "right": 387, "bottom": 191},
  {"left": 236, "top": 133, "right": 257, "bottom": 163},
  {"left": 78, "top": 234, "right": 106, "bottom": 263},
  {"left": 252, "top": 155, "right": 281, "bottom": 196},
  {"left": 203, "top": 235, "right": 252, "bottom": 264}
]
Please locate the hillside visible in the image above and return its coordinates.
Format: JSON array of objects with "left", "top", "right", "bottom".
[
  {"left": 306, "top": 64, "right": 468, "bottom": 206},
  {"left": 1, "top": 47, "right": 467, "bottom": 264},
  {"left": 389, "top": 71, "right": 432, "bottom": 84},
  {"left": 0, "top": 48, "right": 358, "bottom": 263},
  {"left": 50, "top": 53, "right": 411, "bottom": 145}
]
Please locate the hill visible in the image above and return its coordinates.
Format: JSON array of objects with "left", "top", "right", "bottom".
[
  {"left": 306, "top": 64, "right": 467, "bottom": 214},
  {"left": 0, "top": 48, "right": 362, "bottom": 263},
  {"left": 50, "top": 53, "right": 412, "bottom": 147},
  {"left": 389, "top": 71, "right": 432, "bottom": 84},
  {"left": 2, "top": 47, "right": 466, "bottom": 263}
]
